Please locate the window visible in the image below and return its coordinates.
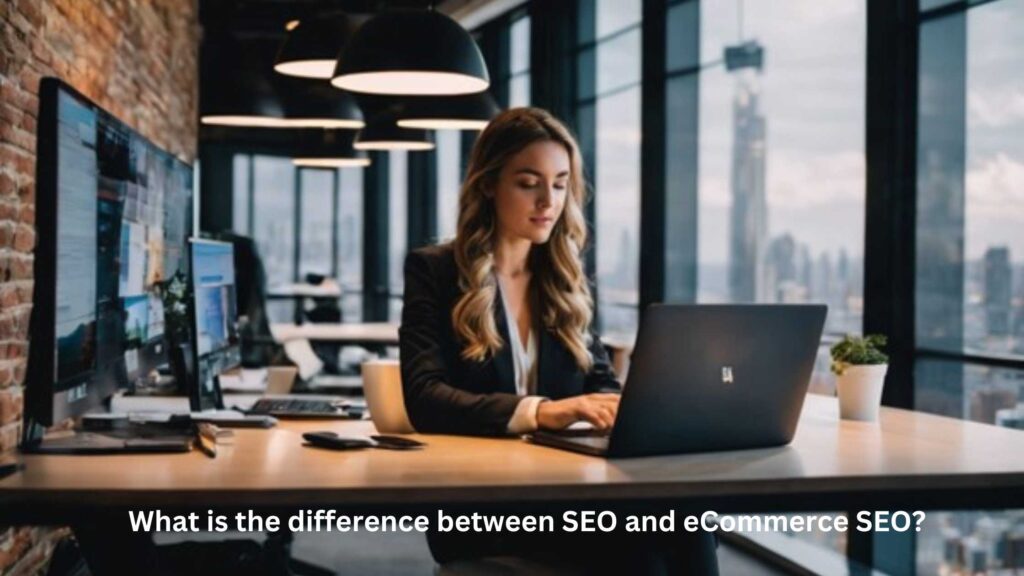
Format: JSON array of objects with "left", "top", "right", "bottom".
[
  {"left": 232, "top": 155, "right": 250, "bottom": 236},
  {"left": 298, "top": 169, "right": 334, "bottom": 278},
  {"left": 389, "top": 151, "right": 408, "bottom": 322},
  {"left": 338, "top": 167, "right": 363, "bottom": 322},
  {"left": 577, "top": 0, "right": 643, "bottom": 340},
  {"left": 509, "top": 14, "right": 531, "bottom": 107},
  {"left": 436, "top": 130, "right": 461, "bottom": 242},
  {"left": 689, "top": 0, "right": 866, "bottom": 397},
  {"left": 915, "top": 1, "right": 1024, "bottom": 572},
  {"left": 661, "top": 0, "right": 866, "bottom": 556},
  {"left": 250, "top": 155, "right": 296, "bottom": 322},
  {"left": 232, "top": 154, "right": 365, "bottom": 323}
]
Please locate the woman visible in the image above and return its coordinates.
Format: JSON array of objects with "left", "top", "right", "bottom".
[{"left": 399, "top": 108, "right": 718, "bottom": 574}]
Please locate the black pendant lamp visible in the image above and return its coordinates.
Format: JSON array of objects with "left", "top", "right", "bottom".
[
  {"left": 201, "top": 39, "right": 288, "bottom": 127},
  {"left": 278, "top": 77, "right": 364, "bottom": 129},
  {"left": 332, "top": 10, "right": 489, "bottom": 96},
  {"left": 274, "top": 16, "right": 356, "bottom": 79},
  {"left": 354, "top": 111, "right": 435, "bottom": 151},
  {"left": 395, "top": 92, "right": 500, "bottom": 130},
  {"left": 292, "top": 130, "right": 371, "bottom": 168}
]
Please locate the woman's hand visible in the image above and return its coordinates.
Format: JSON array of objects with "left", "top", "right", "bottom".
[{"left": 536, "top": 393, "right": 621, "bottom": 431}]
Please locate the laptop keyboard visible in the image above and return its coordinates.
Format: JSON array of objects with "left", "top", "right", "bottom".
[{"left": 248, "top": 398, "right": 343, "bottom": 417}]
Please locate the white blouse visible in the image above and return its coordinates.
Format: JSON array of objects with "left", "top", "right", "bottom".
[{"left": 496, "top": 275, "right": 545, "bottom": 433}]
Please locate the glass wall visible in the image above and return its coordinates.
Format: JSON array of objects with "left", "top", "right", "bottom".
[
  {"left": 251, "top": 155, "right": 296, "bottom": 322},
  {"left": 436, "top": 130, "right": 462, "bottom": 242},
  {"left": 232, "top": 154, "right": 250, "bottom": 236},
  {"left": 298, "top": 169, "right": 334, "bottom": 278},
  {"left": 509, "top": 13, "right": 531, "bottom": 107},
  {"left": 232, "top": 154, "right": 364, "bottom": 324},
  {"left": 916, "top": 1, "right": 1024, "bottom": 573},
  {"left": 338, "top": 167, "right": 363, "bottom": 321},
  {"left": 577, "top": 0, "right": 643, "bottom": 339},
  {"left": 694, "top": 0, "right": 866, "bottom": 396},
  {"left": 388, "top": 151, "right": 408, "bottom": 322}
]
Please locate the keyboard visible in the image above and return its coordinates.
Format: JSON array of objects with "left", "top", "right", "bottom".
[{"left": 247, "top": 398, "right": 357, "bottom": 419}]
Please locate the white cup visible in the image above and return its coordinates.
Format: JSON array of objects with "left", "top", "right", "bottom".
[
  {"left": 362, "top": 359, "right": 415, "bottom": 434},
  {"left": 836, "top": 364, "right": 888, "bottom": 422}
]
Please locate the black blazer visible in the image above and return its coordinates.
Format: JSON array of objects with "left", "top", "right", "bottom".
[{"left": 399, "top": 242, "right": 621, "bottom": 435}]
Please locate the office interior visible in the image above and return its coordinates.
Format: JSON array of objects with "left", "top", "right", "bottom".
[{"left": 0, "top": 0, "right": 1022, "bottom": 574}]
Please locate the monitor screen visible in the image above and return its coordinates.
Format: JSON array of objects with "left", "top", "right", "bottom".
[
  {"left": 190, "top": 239, "right": 241, "bottom": 408},
  {"left": 25, "top": 78, "right": 194, "bottom": 428}
]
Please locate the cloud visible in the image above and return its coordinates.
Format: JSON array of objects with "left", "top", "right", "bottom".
[
  {"left": 966, "top": 153, "right": 1024, "bottom": 216},
  {"left": 968, "top": 86, "right": 1024, "bottom": 128},
  {"left": 699, "top": 150, "right": 864, "bottom": 208}
]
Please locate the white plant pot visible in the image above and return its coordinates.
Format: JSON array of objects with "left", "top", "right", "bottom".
[{"left": 836, "top": 364, "right": 888, "bottom": 422}]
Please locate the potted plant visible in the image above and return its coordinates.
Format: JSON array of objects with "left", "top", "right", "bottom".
[
  {"left": 162, "top": 270, "right": 193, "bottom": 396},
  {"left": 830, "top": 334, "right": 889, "bottom": 422}
]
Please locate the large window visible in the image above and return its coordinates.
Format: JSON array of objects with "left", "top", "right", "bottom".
[
  {"left": 915, "top": 1, "right": 1024, "bottom": 573},
  {"left": 509, "top": 13, "right": 531, "bottom": 107},
  {"left": 388, "top": 151, "right": 408, "bottom": 322},
  {"left": 338, "top": 167, "right": 363, "bottom": 321},
  {"left": 298, "top": 169, "right": 334, "bottom": 278},
  {"left": 436, "top": 130, "right": 462, "bottom": 242},
  {"left": 577, "top": 0, "right": 643, "bottom": 339},
  {"left": 232, "top": 154, "right": 364, "bottom": 324},
  {"left": 694, "top": 0, "right": 866, "bottom": 396},
  {"left": 251, "top": 156, "right": 296, "bottom": 322},
  {"left": 661, "top": 0, "right": 866, "bottom": 557}
]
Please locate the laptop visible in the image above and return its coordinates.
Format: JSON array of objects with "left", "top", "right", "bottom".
[{"left": 529, "top": 304, "right": 827, "bottom": 458}]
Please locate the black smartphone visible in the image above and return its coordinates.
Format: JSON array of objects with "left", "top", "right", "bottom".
[{"left": 302, "top": 431, "right": 374, "bottom": 450}]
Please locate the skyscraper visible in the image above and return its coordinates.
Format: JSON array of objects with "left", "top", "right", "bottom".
[
  {"left": 727, "top": 44, "right": 767, "bottom": 303},
  {"left": 985, "top": 247, "right": 1011, "bottom": 336}
]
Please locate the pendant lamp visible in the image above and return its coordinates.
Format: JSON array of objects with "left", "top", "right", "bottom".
[{"left": 332, "top": 10, "right": 489, "bottom": 96}]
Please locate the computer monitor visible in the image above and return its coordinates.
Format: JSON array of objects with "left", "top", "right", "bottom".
[
  {"left": 24, "top": 78, "right": 193, "bottom": 432},
  {"left": 189, "top": 239, "right": 242, "bottom": 411}
]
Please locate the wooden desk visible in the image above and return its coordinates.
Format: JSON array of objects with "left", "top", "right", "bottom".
[
  {"left": 270, "top": 322, "right": 400, "bottom": 346},
  {"left": 3, "top": 394, "right": 1024, "bottom": 524}
]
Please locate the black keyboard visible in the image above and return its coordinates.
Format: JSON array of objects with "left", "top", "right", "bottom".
[{"left": 247, "top": 398, "right": 355, "bottom": 419}]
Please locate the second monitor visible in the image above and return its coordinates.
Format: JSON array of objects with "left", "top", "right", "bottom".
[{"left": 189, "top": 238, "right": 242, "bottom": 411}]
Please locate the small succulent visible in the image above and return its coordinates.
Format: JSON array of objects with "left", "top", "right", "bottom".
[{"left": 830, "top": 334, "right": 888, "bottom": 376}]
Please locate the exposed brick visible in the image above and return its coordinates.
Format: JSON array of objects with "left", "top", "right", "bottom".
[
  {"left": 0, "top": 314, "right": 12, "bottom": 339},
  {"left": 0, "top": 285, "right": 17, "bottom": 308},
  {"left": 12, "top": 222, "right": 33, "bottom": 252},
  {"left": 0, "top": 0, "right": 199, "bottom": 571},
  {"left": 11, "top": 358, "right": 24, "bottom": 385},
  {"left": 0, "top": 526, "right": 31, "bottom": 573},
  {"left": 0, "top": 221, "right": 12, "bottom": 248},
  {"left": 0, "top": 387, "right": 22, "bottom": 424},
  {"left": 16, "top": 281, "right": 32, "bottom": 304},
  {"left": 0, "top": 172, "right": 14, "bottom": 198},
  {"left": 17, "top": 202, "right": 32, "bottom": 224},
  {"left": 12, "top": 307, "right": 30, "bottom": 340},
  {"left": 0, "top": 419, "right": 20, "bottom": 453},
  {"left": 9, "top": 255, "right": 31, "bottom": 280}
]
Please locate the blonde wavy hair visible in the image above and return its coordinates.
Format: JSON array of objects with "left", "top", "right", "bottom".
[{"left": 452, "top": 107, "right": 594, "bottom": 371}]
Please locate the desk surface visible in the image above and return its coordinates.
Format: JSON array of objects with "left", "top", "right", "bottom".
[
  {"left": 4, "top": 395, "right": 1024, "bottom": 517},
  {"left": 270, "top": 322, "right": 400, "bottom": 344}
]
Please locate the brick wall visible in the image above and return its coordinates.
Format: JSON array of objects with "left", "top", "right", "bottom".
[{"left": 0, "top": 0, "right": 199, "bottom": 573}]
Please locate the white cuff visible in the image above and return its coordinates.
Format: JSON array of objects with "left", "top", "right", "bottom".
[{"left": 507, "top": 396, "right": 546, "bottom": 434}]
